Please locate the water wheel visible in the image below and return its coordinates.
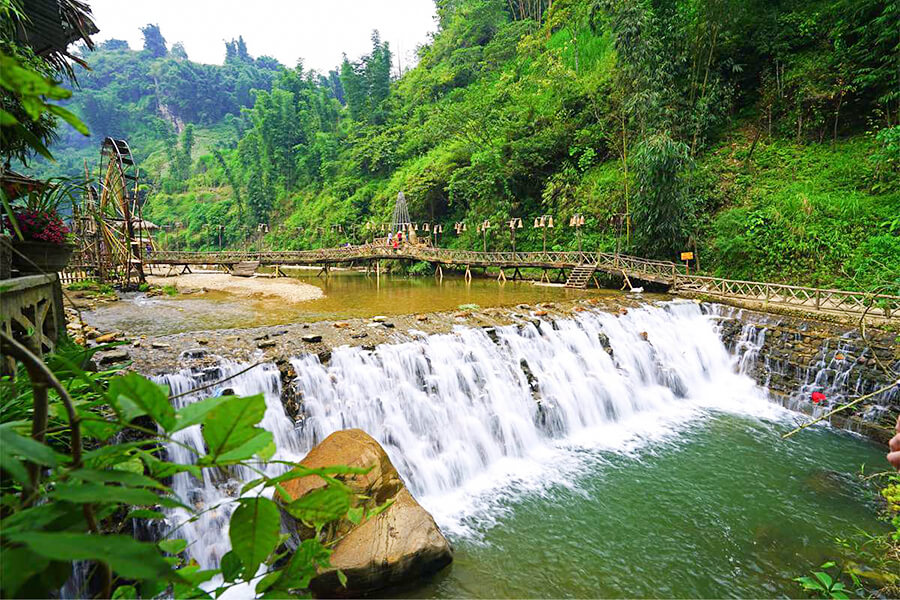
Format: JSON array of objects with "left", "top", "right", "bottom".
[{"left": 96, "top": 137, "right": 146, "bottom": 286}]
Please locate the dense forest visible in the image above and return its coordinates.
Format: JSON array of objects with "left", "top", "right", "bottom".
[{"left": 26, "top": 0, "right": 900, "bottom": 291}]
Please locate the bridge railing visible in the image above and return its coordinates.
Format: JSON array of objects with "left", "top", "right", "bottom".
[{"left": 674, "top": 274, "right": 900, "bottom": 319}]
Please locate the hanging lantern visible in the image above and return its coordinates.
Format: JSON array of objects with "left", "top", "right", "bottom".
[
  {"left": 517, "top": 219, "right": 523, "bottom": 228},
  {"left": 533, "top": 217, "right": 540, "bottom": 228},
  {"left": 548, "top": 216, "right": 554, "bottom": 228},
  {"left": 579, "top": 215, "right": 586, "bottom": 226}
]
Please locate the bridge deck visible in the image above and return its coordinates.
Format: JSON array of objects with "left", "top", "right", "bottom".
[{"left": 146, "top": 245, "right": 899, "bottom": 323}]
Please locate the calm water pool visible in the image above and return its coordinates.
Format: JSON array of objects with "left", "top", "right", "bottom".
[{"left": 83, "top": 272, "right": 647, "bottom": 335}]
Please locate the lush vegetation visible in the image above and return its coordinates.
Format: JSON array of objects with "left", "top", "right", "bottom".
[
  {"left": 23, "top": 0, "right": 900, "bottom": 291},
  {"left": 0, "top": 339, "right": 385, "bottom": 598}
]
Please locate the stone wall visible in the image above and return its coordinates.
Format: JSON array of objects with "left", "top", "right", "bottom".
[{"left": 712, "top": 303, "right": 899, "bottom": 442}]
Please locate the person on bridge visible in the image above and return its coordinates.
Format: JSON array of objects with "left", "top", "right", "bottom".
[{"left": 392, "top": 234, "right": 399, "bottom": 251}]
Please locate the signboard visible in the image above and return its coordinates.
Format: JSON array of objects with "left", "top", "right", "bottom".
[{"left": 680, "top": 251, "right": 694, "bottom": 261}]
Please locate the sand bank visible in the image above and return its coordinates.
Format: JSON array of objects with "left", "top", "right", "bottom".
[{"left": 147, "top": 273, "right": 324, "bottom": 303}]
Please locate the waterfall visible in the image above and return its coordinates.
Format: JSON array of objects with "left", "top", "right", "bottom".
[
  {"left": 155, "top": 301, "right": 783, "bottom": 564},
  {"left": 154, "top": 362, "right": 303, "bottom": 570}
]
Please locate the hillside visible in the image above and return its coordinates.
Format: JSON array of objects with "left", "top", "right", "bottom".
[{"left": 27, "top": 0, "right": 900, "bottom": 292}]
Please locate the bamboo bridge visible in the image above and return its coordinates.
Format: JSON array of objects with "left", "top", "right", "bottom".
[{"left": 145, "top": 245, "right": 899, "bottom": 323}]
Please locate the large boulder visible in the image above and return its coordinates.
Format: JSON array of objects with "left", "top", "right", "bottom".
[{"left": 281, "top": 429, "right": 452, "bottom": 597}]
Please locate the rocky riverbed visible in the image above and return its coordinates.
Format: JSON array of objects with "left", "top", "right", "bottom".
[{"left": 87, "top": 295, "right": 653, "bottom": 374}]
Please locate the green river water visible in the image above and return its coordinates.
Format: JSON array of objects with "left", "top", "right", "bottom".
[{"left": 402, "top": 414, "right": 888, "bottom": 598}]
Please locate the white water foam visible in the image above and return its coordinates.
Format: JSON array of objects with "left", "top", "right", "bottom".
[{"left": 157, "top": 301, "right": 792, "bottom": 563}]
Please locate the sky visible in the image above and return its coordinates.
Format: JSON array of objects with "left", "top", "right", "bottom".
[{"left": 87, "top": 0, "right": 438, "bottom": 73}]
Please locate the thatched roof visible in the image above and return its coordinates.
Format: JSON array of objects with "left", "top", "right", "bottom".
[
  {"left": 0, "top": 170, "right": 50, "bottom": 200},
  {"left": 12, "top": 0, "right": 98, "bottom": 78}
]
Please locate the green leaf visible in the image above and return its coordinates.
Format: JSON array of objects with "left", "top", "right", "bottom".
[
  {"left": 202, "top": 395, "right": 267, "bottom": 461},
  {"left": 210, "top": 430, "right": 274, "bottom": 464},
  {"left": 795, "top": 576, "right": 826, "bottom": 592},
  {"left": 337, "top": 569, "right": 348, "bottom": 588},
  {"left": 138, "top": 449, "right": 202, "bottom": 480},
  {"left": 173, "top": 394, "right": 232, "bottom": 432},
  {"left": 820, "top": 561, "right": 836, "bottom": 569},
  {"left": 109, "top": 374, "right": 176, "bottom": 431},
  {"left": 0, "top": 546, "right": 49, "bottom": 597},
  {"left": 0, "top": 422, "right": 65, "bottom": 467},
  {"left": 347, "top": 506, "right": 364, "bottom": 525},
  {"left": 814, "top": 571, "right": 834, "bottom": 588},
  {"left": 126, "top": 509, "right": 167, "bottom": 520},
  {"left": 0, "top": 107, "right": 19, "bottom": 126},
  {"left": 45, "top": 104, "right": 89, "bottom": 135},
  {"left": 229, "top": 497, "right": 281, "bottom": 579},
  {"left": 69, "top": 468, "right": 167, "bottom": 490},
  {"left": 112, "top": 585, "right": 138, "bottom": 599},
  {"left": 8, "top": 532, "right": 173, "bottom": 581},
  {"left": 273, "top": 538, "right": 331, "bottom": 590},
  {"left": 255, "top": 570, "right": 281, "bottom": 594},
  {"left": 284, "top": 485, "right": 351, "bottom": 526},
  {"left": 50, "top": 482, "right": 185, "bottom": 508},
  {"left": 220, "top": 550, "right": 244, "bottom": 582},
  {"left": 159, "top": 539, "right": 187, "bottom": 555}
]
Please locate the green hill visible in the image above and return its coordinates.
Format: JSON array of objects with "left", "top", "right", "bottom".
[{"left": 25, "top": 0, "right": 900, "bottom": 291}]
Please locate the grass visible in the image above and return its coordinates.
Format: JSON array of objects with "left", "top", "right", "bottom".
[{"left": 699, "top": 133, "right": 900, "bottom": 292}]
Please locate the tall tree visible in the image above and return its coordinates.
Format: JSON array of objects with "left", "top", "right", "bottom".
[{"left": 140, "top": 23, "right": 167, "bottom": 58}]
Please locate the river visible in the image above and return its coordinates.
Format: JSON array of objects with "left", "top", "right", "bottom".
[{"left": 143, "top": 290, "right": 888, "bottom": 598}]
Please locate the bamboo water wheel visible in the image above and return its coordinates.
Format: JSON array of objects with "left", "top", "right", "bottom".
[{"left": 73, "top": 138, "right": 150, "bottom": 286}]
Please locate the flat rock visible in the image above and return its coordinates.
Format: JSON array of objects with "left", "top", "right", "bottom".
[
  {"left": 94, "top": 332, "right": 120, "bottom": 344},
  {"left": 151, "top": 341, "right": 171, "bottom": 349},
  {"left": 371, "top": 316, "right": 388, "bottom": 322},
  {"left": 98, "top": 350, "right": 130, "bottom": 366},
  {"left": 257, "top": 340, "right": 277, "bottom": 349},
  {"left": 302, "top": 334, "right": 323, "bottom": 343}
]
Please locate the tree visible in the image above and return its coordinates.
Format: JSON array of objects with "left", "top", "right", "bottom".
[
  {"left": 141, "top": 23, "right": 167, "bottom": 58},
  {"left": 100, "top": 38, "right": 129, "bottom": 51},
  {"left": 170, "top": 42, "right": 188, "bottom": 60}
]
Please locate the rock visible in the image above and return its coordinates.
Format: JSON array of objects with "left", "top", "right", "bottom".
[
  {"left": 302, "top": 334, "right": 323, "bottom": 343},
  {"left": 372, "top": 316, "right": 388, "bottom": 322},
  {"left": 639, "top": 331, "right": 649, "bottom": 341},
  {"left": 151, "top": 342, "right": 171, "bottom": 350},
  {"left": 618, "top": 308, "right": 629, "bottom": 316},
  {"left": 573, "top": 306, "right": 586, "bottom": 312},
  {"left": 280, "top": 430, "right": 452, "bottom": 596},
  {"left": 196, "top": 338, "right": 209, "bottom": 345},
  {"left": 415, "top": 314, "right": 428, "bottom": 322},
  {"left": 257, "top": 340, "right": 277, "bottom": 349},
  {"left": 381, "top": 322, "right": 395, "bottom": 329},
  {"left": 86, "top": 329, "right": 100, "bottom": 339},
  {"left": 334, "top": 322, "right": 350, "bottom": 328},
  {"left": 350, "top": 332, "right": 368, "bottom": 339},
  {"left": 98, "top": 350, "right": 130, "bottom": 366},
  {"left": 516, "top": 304, "right": 531, "bottom": 310},
  {"left": 453, "top": 312, "right": 470, "bottom": 319},
  {"left": 540, "top": 302, "right": 557, "bottom": 308},
  {"left": 94, "top": 332, "right": 120, "bottom": 344},
  {"left": 534, "top": 310, "right": 548, "bottom": 317}
]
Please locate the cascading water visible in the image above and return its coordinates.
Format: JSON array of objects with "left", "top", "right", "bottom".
[
  {"left": 156, "top": 301, "right": 786, "bottom": 567},
  {"left": 154, "top": 362, "right": 303, "bottom": 570}
]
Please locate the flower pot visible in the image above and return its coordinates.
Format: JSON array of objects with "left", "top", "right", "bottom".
[{"left": 10, "top": 240, "right": 74, "bottom": 275}]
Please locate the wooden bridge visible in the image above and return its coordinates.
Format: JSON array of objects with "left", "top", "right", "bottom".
[{"left": 146, "top": 245, "right": 899, "bottom": 323}]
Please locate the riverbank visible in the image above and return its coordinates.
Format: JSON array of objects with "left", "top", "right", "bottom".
[{"left": 146, "top": 273, "right": 324, "bottom": 303}]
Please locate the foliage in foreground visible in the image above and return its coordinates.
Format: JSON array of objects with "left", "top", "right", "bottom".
[
  {"left": 795, "top": 471, "right": 900, "bottom": 599},
  {"left": 0, "top": 339, "right": 382, "bottom": 598}
]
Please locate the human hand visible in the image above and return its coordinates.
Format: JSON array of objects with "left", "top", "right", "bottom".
[{"left": 889, "top": 414, "right": 900, "bottom": 471}]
